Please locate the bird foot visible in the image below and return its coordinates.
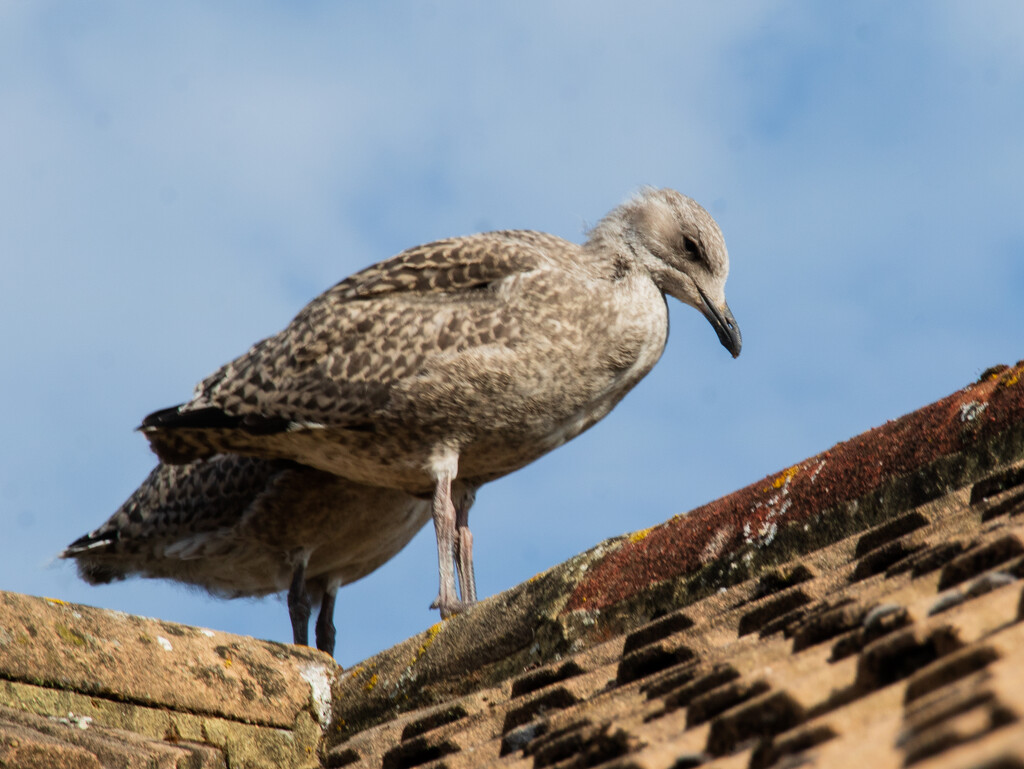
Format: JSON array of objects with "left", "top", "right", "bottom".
[{"left": 429, "top": 596, "right": 475, "bottom": 619}]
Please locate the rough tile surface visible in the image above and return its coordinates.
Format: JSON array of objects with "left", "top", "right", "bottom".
[
  {"left": 0, "top": 594, "right": 335, "bottom": 768},
  {"left": 326, "top": 361, "right": 1024, "bottom": 768}
]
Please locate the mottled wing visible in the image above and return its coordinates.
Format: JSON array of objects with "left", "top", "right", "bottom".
[
  {"left": 161, "top": 231, "right": 557, "bottom": 430},
  {"left": 61, "top": 456, "right": 290, "bottom": 581}
]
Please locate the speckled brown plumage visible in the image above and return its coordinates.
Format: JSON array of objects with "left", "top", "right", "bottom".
[
  {"left": 139, "top": 188, "right": 741, "bottom": 617},
  {"left": 62, "top": 455, "right": 475, "bottom": 655}
]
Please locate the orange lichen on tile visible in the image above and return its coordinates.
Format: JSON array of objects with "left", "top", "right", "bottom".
[
  {"left": 768, "top": 464, "right": 802, "bottom": 491},
  {"left": 563, "top": 361, "right": 1024, "bottom": 613},
  {"left": 629, "top": 527, "right": 653, "bottom": 543}
]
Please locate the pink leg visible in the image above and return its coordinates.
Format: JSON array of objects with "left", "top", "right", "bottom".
[
  {"left": 429, "top": 469, "right": 462, "bottom": 618},
  {"left": 454, "top": 496, "right": 477, "bottom": 604}
]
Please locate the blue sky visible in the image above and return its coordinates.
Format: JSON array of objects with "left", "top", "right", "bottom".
[{"left": 2, "top": 2, "right": 1022, "bottom": 665}]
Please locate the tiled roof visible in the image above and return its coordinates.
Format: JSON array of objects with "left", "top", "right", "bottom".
[
  {"left": 1, "top": 361, "right": 1023, "bottom": 768},
  {"left": 327, "top": 361, "right": 1024, "bottom": 768}
]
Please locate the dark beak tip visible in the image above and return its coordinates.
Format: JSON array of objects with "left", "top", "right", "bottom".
[
  {"left": 728, "top": 327, "right": 742, "bottom": 358},
  {"left": 716, "top": 320, "right": 741, "bottom": 359},
  {"left": 696, "top": 286, "right": 741, "bottom": 359}
]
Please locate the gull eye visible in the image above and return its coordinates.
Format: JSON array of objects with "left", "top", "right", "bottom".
[{"left": 682, "top": 236, "right": 701, "bottom": 261}]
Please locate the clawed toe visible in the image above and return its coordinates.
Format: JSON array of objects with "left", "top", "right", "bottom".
[{"left": 429, "top": 597, "right": 475, "bottom": 619}]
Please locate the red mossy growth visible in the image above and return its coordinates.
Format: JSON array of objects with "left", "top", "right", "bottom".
[{"left": 564, "top": 362, "right": 1024, "bottom": 613}]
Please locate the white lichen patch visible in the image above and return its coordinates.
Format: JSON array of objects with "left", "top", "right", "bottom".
[
  {"left": 702, "top": 527, "right": 732, "bottom": 561},
  {"left": 759, "top": 521, "right": 779, "bottom": 547},
  {"left": 745, "top": 495, "right": 791, "bottom": 548},
  {"left": 959, "top": 400, "right": 988, "bottom": 423},
  {"left": 54, "top": 712, "right": 93, "bottom": 730},
  {"left": 746, "top": 462, "right": 801, "bottom": 548},
  {"left": 299, "top": 662, "right": 335, "bottom": 725}
]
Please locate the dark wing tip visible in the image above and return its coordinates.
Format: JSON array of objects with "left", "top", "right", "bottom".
[
  {"left": 139, "top": 405, "right": 291, "bottom": 435},
  {"left": 139, "top": 405, "right": 208, "bottom": 431},
  {"left": 139, "top": 405, "right": 296, "bottom": 463}
]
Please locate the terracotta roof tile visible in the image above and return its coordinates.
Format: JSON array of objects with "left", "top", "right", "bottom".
[{"left": 327, "top": 360, "right": 1024, "bottom": 768}]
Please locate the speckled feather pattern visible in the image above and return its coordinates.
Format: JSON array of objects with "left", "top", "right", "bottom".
[
  {"left": 141, "top": 190, "right": 735, "bottom": 495},
  {"left": 62, "top": 455, "right": 447, "bottom": 600}
]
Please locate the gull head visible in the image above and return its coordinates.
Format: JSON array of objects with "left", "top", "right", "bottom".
[{"left": 590, "top": 187, "right": 741, "bottom": 358}]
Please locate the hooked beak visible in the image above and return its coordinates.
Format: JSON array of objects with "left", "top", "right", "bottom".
[{"left": 697, "top": 286, "right": 742, "bottom": 358}]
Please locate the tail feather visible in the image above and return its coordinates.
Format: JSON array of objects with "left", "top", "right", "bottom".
[
  {"left": 61, "top": 533, "right": 126, "bottom": 585},
  {"left": 76, "top": 560, "right": 127, "bottom": 585},
  {"left": 61, "top": 534, "right": 117, "bottom": 557}
]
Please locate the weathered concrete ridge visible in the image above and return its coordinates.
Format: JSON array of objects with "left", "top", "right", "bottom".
[{"left": 0, "top": 592, "right": 335, "bottom": 768}]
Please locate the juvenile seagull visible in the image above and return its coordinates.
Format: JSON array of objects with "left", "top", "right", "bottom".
[
  {"left": 62, "top": 455, "right": 475, "bottom": 656},
  {"left": 140, "top": 188, "right": 741, "bottom": 617}
]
